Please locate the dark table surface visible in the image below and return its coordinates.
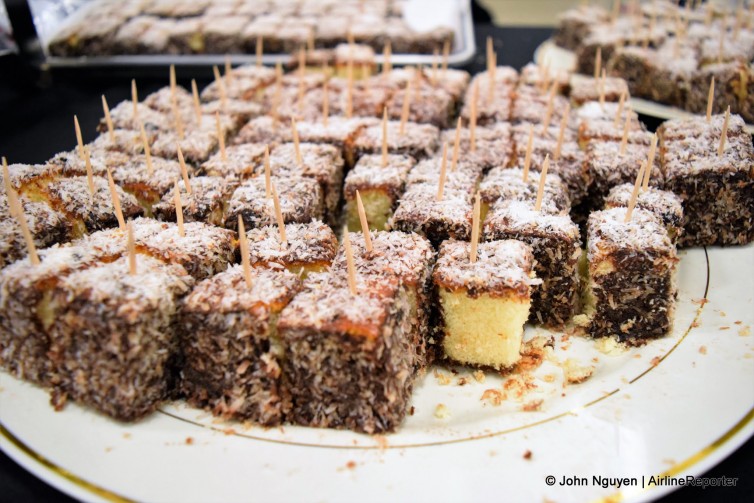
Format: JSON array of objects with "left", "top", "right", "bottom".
[{"left": 0, "top": 22, "right": 752, "bottom": 503}]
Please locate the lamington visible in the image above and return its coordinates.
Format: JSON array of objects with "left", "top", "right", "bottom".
[
  {"left": 343, "top": 154, "right": 415, "bottom": 231},
  {"left": 245, "top": 220, "right": 338, "bottom": 276},
  {"left": 225, "top": 176, "right": 325, "bottom": 230},
  {"left": 277, "top": 270, "right": 418, "bottom": 434},
  {"left": 659, "top": 113, "right": 754, "bottom": 246},
  {"left": 349, "top": 120, "right": 440, "bottom": 165},
  {"left": 479, "top": 167, "right": 571, "bottom": 219},
  {"left": 432, "top": 239, "right": 537, "bottom": 370},
  {"left": 439, "top": 123, "right": 513, "bottom": 172},
  {"left": 604, "top": 184, "right": 684, "bottom": 244},
  {"left": 47, "top": 255, "right": 194, "bottom": 420},
  {"left": 581, "top": 208, "right": 679, "bottom": 343},
  {"left": 42, "top": 176, "right": 143, "bottom": 237},
  {"left": 152, "top": 176, "right": 237, "bottom": 227},
  {"left": 569, "top": 74, "right": 630, "bottom": 105},
  {"left": 179, "top": 266, "right": 302, "bottom": 425},
  {"left": 200, "top": 143, "right": 267, "bottom": 180},
  {"left": 483, "top": 200, "right": 581, "bottom": 327}
]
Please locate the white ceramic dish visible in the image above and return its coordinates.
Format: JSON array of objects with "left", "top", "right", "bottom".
[
  {"left": 2, "top": 244, "right": 753, "bottom": 502},
  {"left": 534, "top": 38, "right": 754, "bottom": 134},
  {"left": 37, "top": 0, "right": 476, "bottom": 68}
]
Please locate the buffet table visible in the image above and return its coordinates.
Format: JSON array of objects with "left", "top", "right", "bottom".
[{"left": 0, "top": 21, "right": 752, "bottom": 503}]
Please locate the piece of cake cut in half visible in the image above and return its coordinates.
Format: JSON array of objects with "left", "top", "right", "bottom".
[
  {"left": 483, "top": 200, "right": 581, "bottom": 328},
  {"left": 42, "top": 176, "right": 143, "bottom": 237},
  {"left": 179, "top": 265, "right": 302, "bottom": 426},
  {"left": 331, "top": 230, "right": 436, "bottom": 367},
  {"left": 47, "top": 255, "right": 194, "bottom": 421},
  {"left": 278, "top": 270, "right": 417, "bottom": 434},
  {"left": 343, "top": 153, "right": 416, "bottom": 231},
  {"left": 433, "top": 239, "right": 537, "bottom": 370},
  {"left": 245, "top": 220, "right": 338, "bottom": 276},
  {"left": 225, "top": 176, "right": 324, "bottom": 230},
  {"left": 152, "top": 176, "right": 237, "bottom": 227},
  {"left": 659, "top": 113, "right": 754, "bottom": 246},
  {"left": 0, "top": 244, "right": 107, "bottom": 386},
  {"left": 581, "top": 208, "right": 678, "bottom": 343},
  {"left": 604, "top": 184, "right": 684, "bottom": 244}
]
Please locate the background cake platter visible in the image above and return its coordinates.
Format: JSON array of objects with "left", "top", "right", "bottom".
[
  {"left": 534, "top": 39, "right": 754, "bottom": 134},
  {"left": 1, "top": 245, "right": 752, "bottom": 502}
]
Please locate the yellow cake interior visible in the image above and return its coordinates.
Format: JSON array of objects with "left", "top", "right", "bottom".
[
  {"left": 346, "top": 190, "right": 393, "bottom": 232},
  {"left": 440, "top": 290, "right": 529, "bottom": 369}
]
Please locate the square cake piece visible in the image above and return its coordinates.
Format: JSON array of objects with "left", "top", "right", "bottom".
[
  {"left": 582, "top": 208, "right": 678, "bottom": 343},
  {"left": 278, "top": 270, "right": 418, "bottom": 434},
  {"left": 604, "top": 184, "right": 684, "bottom": 244},
  {"left": 179, "top": 266, "right": 302, "bottom": 426},
  {"left": 479, "top": 167, "right": 571, "bottom": 219},
  {"left": 343, "top": 153, "right": 415, "bottom": 231},
  {"left": 483, "top": 200, "right": 581, "bottom": 328},
  {"left": 350, "top": 120, "right": 440, "bottom": 165},
  {"left": 660, "top": 113, "right": 754, "bottom": 246},
  {"left": 152, "top": 176, "right": 237, "bottom": 227},
  {"left": 225, "top": 176, "right": 325, "bottom": 230},
  {"left": 245, "top": 220, "right": 338, "bottom": 276},
  {"left": 48, "top": 255, "right": 194, "bottom": 421},
  {"left": 200, "top": 143, "right": 266, "bottom": 180},
  {"left": 433, "top": 239, "right": 536, "bottom": 370},
  {"left": 439, "top": 123, "right": 513, "bottom": 172}
]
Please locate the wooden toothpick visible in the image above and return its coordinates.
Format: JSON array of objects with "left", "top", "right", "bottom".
[
  {"left": 436, "top": 142, "right": 448, "bottom": 201},
  {"left": 706, "top": 76, "right": 716, "bottom": 122},
  {"left": 213, "top": 66, "right": 228, "bottom": 109},
  {"left": 263, "top": 145, "right": 272, "bottom": 198},
  {"left": 644, "top": 133, "right": 657, "bottom": 191},
  {"left": 10, "top": 194, "right": 39, "bottom": 266},
  {"left": 83, "top": 147, "right": 95, "bottom": 196},
  {"left": 624, "top": 161, "right": 646, "bottom": 223},
  {"left": 470, "top": 80, "right": 479, "bottom": 152},
  {"left": 343, "top": 226, "right": 357, "bottom": 295},
  {"left": 718, "top": 106, "right": 731, "bottom": 156},
  {"left": 355, "top": 190, "right": 373, "bottom": 252},
  {"left": 523, "top": 124, "right": 534, "bottom": 182},
  {"left": 106, "top": 167, "right": 125, "bottom": 230},
  {"left": 174, "top": 181, "right": 185, "bottom": 237},
  {"left": 224, "top": 55, "right": 233, "bottom": 85},
  {"left": 451, "top": 116, "right": 462, "bottom": 171},
  {"left": 470, "top": 192, "right": 480, "bottom": 263},
  {"left": 534, "top": 154, "right": 550, "bottom": 211},
  {"left": 73, "top": 114, "right": 86, "bottom": 160},
  {"left": 127, "top": 221, "right": 137, "bottom": 275},
  {"left": 169, "top": 64, "right": 177, "bottom": 98},
  {"left": 291, "top": 118, "right": 302, "bottom": 166},
  {"left": 215, "top": 112, "right": 226, "bottom": 162},
  {"left": 101, "top": 95, "right": 115, "bottom": 143},
  {"left": 238, "top": 215, "right": 253, "bottom": 287},
  {"left": 399, "top": 79, "right": 412, "bottom": 135},
  {"left": 256, "top": 36, "right": 264, "bottom": 67},
  {"left": 554, "top": 103, "right": 570, "bottom": 161},
  {"left": 191, "top": 79, "right": 202, "bottom": 124},
  {"left": 619, "top": 112, "right": 630, "bottom": 155},
  {"left": 381, "top": 107, "right": 389, "bottom": 168},
  {"left": 139, "top": 122, "right": 154, "bottom": 175},
  {"left": 614, "top": 90, "right": 626, "bottom": 127},
  {"left": 594, "top": 47, "right": 602, "bottom": 79},
  {"left": 177, "top": 145, "right": 192, "bottom": 194},
  {"left": 297, "top": 48, "right": 306, "bottom": 110},
  {"left": 383, "top": 41, "right": 392, "bottom": 74},
  {"left": 599, "top": 69, "right": 607, "bottom": 107},
  {"left": 131, "top": 79, "right": 139, "bottom": 120},
  {"left": 442, "top": 39, "right": 450, "bottom": 74},
  {"left": 271, "top": 183, "right": 287, "bottom": 244}
]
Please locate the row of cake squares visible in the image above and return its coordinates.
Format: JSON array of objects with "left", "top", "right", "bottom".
[{"left": 48, "top": 0, "right": 451, "bottom": 57}]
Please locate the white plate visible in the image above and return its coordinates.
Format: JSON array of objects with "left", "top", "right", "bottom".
[
  {"left": 534, "top": 38, "right": 754, "bottom": 134},
  {"left": 37, "top": 0, "right": 476, "bottom": 68},
  {"left": 1, "top": 244, "right": 753, "bottom": 502}
]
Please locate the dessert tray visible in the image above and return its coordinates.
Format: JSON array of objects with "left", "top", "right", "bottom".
[
  {"left": 33, "top": 0, "right": 476, "bottom": 68},
  {"left": 2, "top": 244, "right": 752, "bottom": 502},
  {"left": 534, "top": 38, "right": 754, "bottom": 134}
]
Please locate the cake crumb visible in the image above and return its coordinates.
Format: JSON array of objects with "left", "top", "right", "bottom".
[
  {"left": 691, "top": 320, "right": 700, "bottom": 328},
  {"left": 734, "top": 320, "right": 742, "bottom": 325},
  {"left": 457, "top": 376, "right": 470, "bottom": 386},
  {"left": 481, "top": 389, "right": 505, "bottom": 406},
  {"left": 542, "top": 373, "right": 556, "bottom": 383},
  {"left": 504, "top": 373, "right": 537, "bottom": 399},
  {"left": 473, "top": 370, "right": 486, "bottom": 383},
  {"left": 651, "top": 356, "right": 661, "bottom": 367},
  {"left": 572, "top": 314, "right": 590, "bottom": 327},
  {"left": 523, "top": 450, "right": 533, "bottom": 460},
  {"left": 122, "top": 433, "right": 131, "bottom": 439},
  {"left": 692, "top": 298, "right": 709, "bottom": 305},
  {"left": 518, "top": 336, "right": 554, "bottom": 372},
  {"left": 223, "top": 427, "right": 237, "bottom": 436},
  {"left": 719, "top": 311, "right": 727, "bottom": 317},
  {"left": 409, "top": 406, "right": 415, "bottom": 416},
  {"left": 699, "top": 346, "right": 708, "bottom": 355},
  {"left": 522, "top": 399, "right": 543, "bottom": 412},
  {"left": 563, "top": 359, "right": 595, "bottom": 384},
  {"left": 720, "top": 326, "right": 730, "bottom": 330},
  {"left": 739, "top": 325, "right": 751, "bottom": 337},
  {"left": 434, "top": 403, "right": 450, "bottom": 419},
  {"left": 345, "top": 461, "right": 357, "bottom": 470},
  {"left": 433, "top": 369, "right": 452, "bottom": 385},
  {"left": 185, "top": 437, "right": 194, "bottom": 445},
  {"left": 105, "top": 447, "right": 113, "bottom": 453},
  {"left": 374, "top": 435, "right": 388, "bottom": 449},
  {"left": 595, "top": 336, "right": 627, "bottom": 355}
]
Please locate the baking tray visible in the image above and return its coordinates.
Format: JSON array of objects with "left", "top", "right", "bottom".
[{"left": 36, "top": 0, "right": 476, "bottom": 68}]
